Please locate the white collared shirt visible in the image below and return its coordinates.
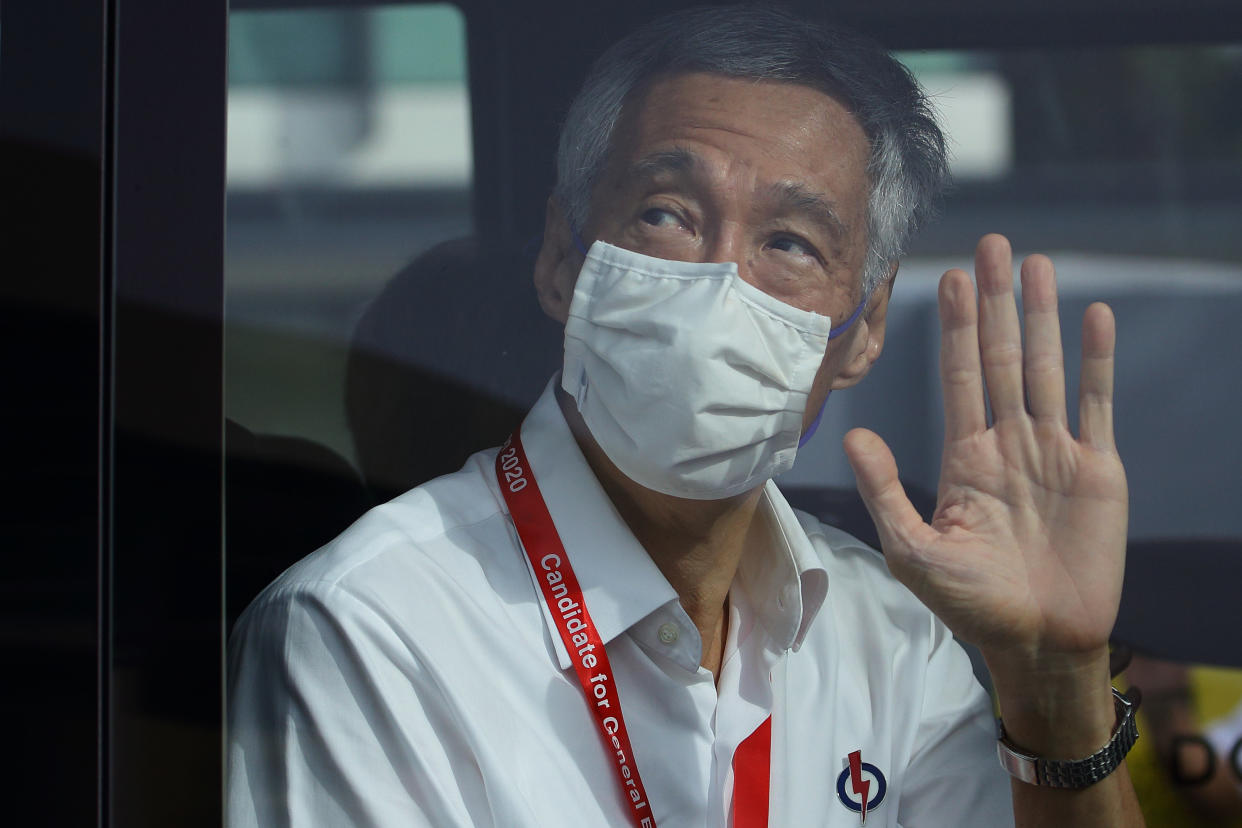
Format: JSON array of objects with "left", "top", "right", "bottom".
[{"left": 228, "top": 380, "right": 1012, "bottom": 827}]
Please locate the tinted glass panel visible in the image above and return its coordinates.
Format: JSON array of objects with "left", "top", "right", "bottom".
[
  {"left": 224, "top": 3, "right": 473, "bottom": 624},
  {"left": 787, "top": 44, "right": 1242, "bottom": 544}
]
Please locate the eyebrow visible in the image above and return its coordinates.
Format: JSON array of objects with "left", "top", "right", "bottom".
[
  {"left": 625, "top": 147, "right": 699, "bottom": 181},
  {"left": 763, "top": 180, "right": 850, "bottom": 240},
  {"left": 623, "top": 147, "right": 851, "bottom": 239}
]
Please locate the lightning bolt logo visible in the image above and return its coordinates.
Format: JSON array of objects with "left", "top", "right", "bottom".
[
  {"left": 848, "top": 750, "right": 870, "bottom": 824},
  {"left": 836, "top": 748, "right": 887, "bottom": 824}
]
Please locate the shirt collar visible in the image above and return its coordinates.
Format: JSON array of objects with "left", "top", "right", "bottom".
[
  {"left": 741, "top": 482, "right": 829, "bottom": 652},
  {"left": 518, "top": 377, "right": 680, "bottom": 670},
  {"left": 515, "top": 376, "right": 829, "bottom": 669}
]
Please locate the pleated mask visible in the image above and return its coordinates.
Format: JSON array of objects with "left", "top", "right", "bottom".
[{"left": 562, "top": 241, "right": 849, "bottom": 500}]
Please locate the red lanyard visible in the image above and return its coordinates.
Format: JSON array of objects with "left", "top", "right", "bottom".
[{"left": 495, "top": 429, "right": 771, "bottom": 828}]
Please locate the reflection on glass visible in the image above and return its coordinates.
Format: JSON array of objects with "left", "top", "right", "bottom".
[
  {"left": 224, "top": 3, "right": 473, "bottom": 624},
  {"left": 220, "top": 13, "right": 1242, "bottom": 827},
  {"left": 786, "top": 45, "right": 1242, "bottom": 549},
  {"left": 225, "top": 2, "right": 471, "bottom": 459}
]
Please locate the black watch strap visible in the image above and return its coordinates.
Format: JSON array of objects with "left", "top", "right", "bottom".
[{"left": 996, "top": 688, "right": 1139, "bottom": 789}]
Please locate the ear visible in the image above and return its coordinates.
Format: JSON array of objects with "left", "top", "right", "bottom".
[
  {"left": 831, "top": 261, "right": 898, "bottom": 390},
  {"left": 533, "top": 197, "right": 581, "bottom": 324}
]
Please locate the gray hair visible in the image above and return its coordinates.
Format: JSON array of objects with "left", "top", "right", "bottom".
[{"left": 553, "top": 5, "right": 949, "bottom": 294}]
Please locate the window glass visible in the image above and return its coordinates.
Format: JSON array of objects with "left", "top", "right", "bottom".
[
  {"left": 795, "top": 49, "right": 1242, "bottom": 827},
  {"left": 901, "top": 46, "right": 1242, "bottom": 184},
  {"left": 224, "top": 3, "right": 472, "bottom": 625},
  {"left": 226, "top": 2, "right": 470, "bottom": 459},
  {"left": 221, "top": 17, "right": 1242, "bottom": 827},
  {"left": 787, "top": 44, "right": 1242, "bottom": 546}
]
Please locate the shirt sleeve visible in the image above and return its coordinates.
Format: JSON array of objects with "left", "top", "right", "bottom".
[
  {"left": 226, "top": 582, "right": 488, "bottom": 828},
  {"left": 896, "top": 615, "right": 1015, "bottom": 827}
]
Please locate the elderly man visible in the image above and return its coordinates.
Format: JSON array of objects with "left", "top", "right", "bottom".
[{"left": 228, "top": 6, "right": 1142, "bottom": 826}]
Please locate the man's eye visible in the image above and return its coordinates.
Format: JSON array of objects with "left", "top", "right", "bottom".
[
  {"left": 770, "top": 236, "right": 815, "bottom": 258},
  {"left": 640, "top": 208, "right": 682, "bottom": 228}
]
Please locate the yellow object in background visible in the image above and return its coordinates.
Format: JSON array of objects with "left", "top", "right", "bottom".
[{"left": 1128, "top": 666, "right": 1242, "bottom": 828}]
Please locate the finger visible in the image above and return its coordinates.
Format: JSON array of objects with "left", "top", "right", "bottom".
[
  {"left": 975, "top": 234, "right": 1026, "bottom": 420},
  {"left": 1079, "top": 302, "right": 1117, "bottom": 452},
  {"left": 1020, "top": 254, "right": 1067, "bottom": 426},
  {"left": 938, "top": 268, "right": 987, "bottom": 440},
  {"left": 843, "top": 428, "right": 928, "bottom": 557}
]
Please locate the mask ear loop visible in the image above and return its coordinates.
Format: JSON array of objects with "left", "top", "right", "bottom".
[
  {"left": 798, "top": 288, "right": 871, "bottom": 447},
  {"left": 571, "top": 227, "right": 591, "bottom": 257},
  {"left": 827, "top": 293, "right": 867, "bottom": 341}
]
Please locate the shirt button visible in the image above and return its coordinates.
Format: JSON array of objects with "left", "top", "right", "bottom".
[{"left": 657, "top": 622, "right": 680, "bottom": 645}]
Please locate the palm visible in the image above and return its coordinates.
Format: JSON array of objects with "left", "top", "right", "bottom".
[{"left": 845, "top": 234, "right": 1128, "bottom": 659}]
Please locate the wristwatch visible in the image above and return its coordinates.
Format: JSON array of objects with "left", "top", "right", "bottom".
[{"left": 996, "top": 688, "right": 1139, "bottom": 788}]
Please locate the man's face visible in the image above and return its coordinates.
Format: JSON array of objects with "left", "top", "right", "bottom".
[
  {"left": 580, "top": 72, "right": 881, "bottom": 430},
  {"left": 586, "top": 72, "right": 871, "bottom": 312}
]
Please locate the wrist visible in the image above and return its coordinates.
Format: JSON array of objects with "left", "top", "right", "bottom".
[
  {"left": 997, "top": 688, "right": 1139, "bottom": 788},
  {"left": 987, "top": 646, "right": 1117, "bottom": 758}
]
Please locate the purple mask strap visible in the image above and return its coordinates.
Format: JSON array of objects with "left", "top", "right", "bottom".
[
  {"left": 799, "top": 391, "right": 830, "bottom": 447},
  {"left": 800, "top": 288, "right": 872, "bottom": 447},
  {"left": 570, "top": 227, "right": 590, "bottom": 257},
  {"left": 827, "top": 292, "right": 869, "bottom": 340}
]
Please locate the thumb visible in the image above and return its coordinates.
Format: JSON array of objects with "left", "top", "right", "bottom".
[{"left": 842, "top": 428, "right": 927, "bottom": 558}]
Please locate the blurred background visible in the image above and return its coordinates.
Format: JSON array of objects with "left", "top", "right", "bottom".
[
  {"left": 225, "top": 5, "right": 1242, "bottom": 537},
  {"left": 4, "top": 0, "right": 1240, "bottom": 824},
  {"left": 222, "top": 6, "right": 1242, "bottom": 825}
]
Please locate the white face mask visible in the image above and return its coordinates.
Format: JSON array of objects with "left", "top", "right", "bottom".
[{"left": 561, "top": 241, "right": 858, "bottom": 500}]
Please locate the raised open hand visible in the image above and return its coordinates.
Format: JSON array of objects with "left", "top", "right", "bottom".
[{"left": 844, "top": 234, "right": 1128, "bottom": 664}]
